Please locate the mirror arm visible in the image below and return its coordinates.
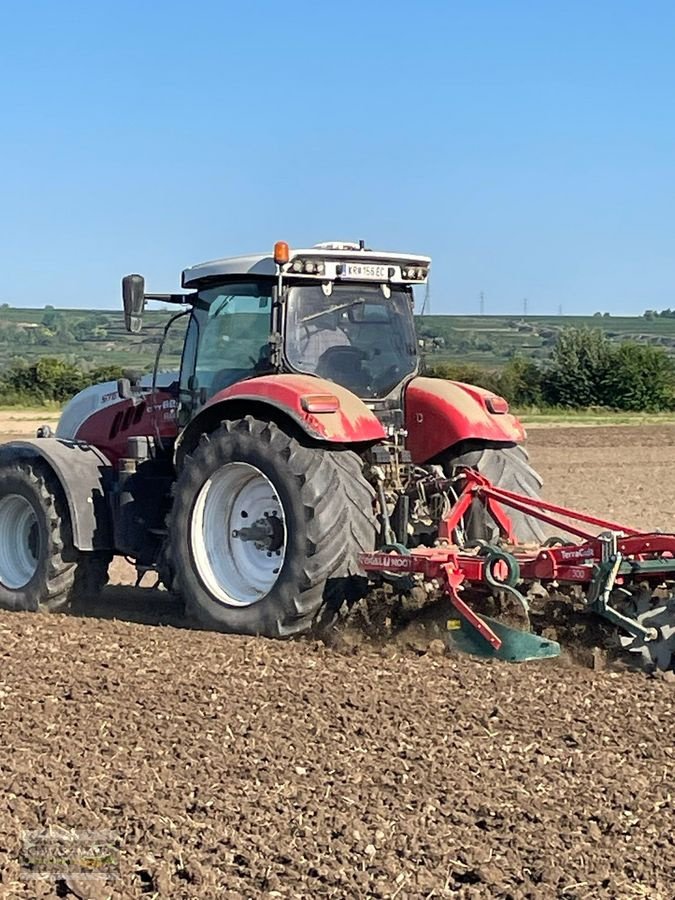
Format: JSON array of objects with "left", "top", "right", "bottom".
[{"left": 144, "top": 292, "right": 195, "bottom": 306}]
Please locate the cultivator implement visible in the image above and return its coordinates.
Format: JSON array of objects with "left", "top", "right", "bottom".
[{"left": 359, "top": 470, "right": 675, "bottom": 671}]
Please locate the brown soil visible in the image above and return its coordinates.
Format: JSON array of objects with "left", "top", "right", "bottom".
[
  {"left": 0, "top": 425, "right": 673, "bottom": 898},
  {"left": 527, "top": 423, "right": 675, "bottom": 532},
  {"left": 0, "top": 411, "right": 59, "bottom": 443}
]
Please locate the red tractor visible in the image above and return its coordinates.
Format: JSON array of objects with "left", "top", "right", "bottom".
[{"left": 0, "top": 240, "right": 544, "bottom": 638}]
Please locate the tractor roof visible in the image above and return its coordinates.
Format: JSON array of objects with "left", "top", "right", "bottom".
[
  {"left": 181, "top": 242, "right": 431, "bottom": 288},
  {"left": 183, "top": 254, "right": 277, "bottom": 286}
]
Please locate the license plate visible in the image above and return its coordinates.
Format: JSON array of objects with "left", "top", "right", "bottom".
[{"left": 341, "top": 262, "right": 389, "bottom": 280}]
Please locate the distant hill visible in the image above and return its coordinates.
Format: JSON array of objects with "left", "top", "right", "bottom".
[
  {"left": 416, "top": 313, "right": 675, "bottom": 367},
  {"left": 0, "top": 305, "right": 186, "bottom": 372},
  {"left": 0, "top": 305, "right": 673, "bottom": 373}
]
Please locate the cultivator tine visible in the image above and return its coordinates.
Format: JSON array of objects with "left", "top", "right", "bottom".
[{"left": 452, "top": 614, "right": 560, "bottom": 663}]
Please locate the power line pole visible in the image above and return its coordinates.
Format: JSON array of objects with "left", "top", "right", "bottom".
[
  {"left": 422, "top": 279, "right": 431, "bottom": 316},
  {"left": 523, "top": 297, "right": 528, "bottom": 316},
  {"left": 479, "top": 291, "right": 485, "bottom": 315}
]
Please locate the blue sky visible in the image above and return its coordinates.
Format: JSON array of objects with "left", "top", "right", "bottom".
[{"left": 1, "top": 0, "right": 674, "bottom": 315}]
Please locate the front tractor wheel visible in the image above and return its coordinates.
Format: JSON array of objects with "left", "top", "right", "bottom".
[
  {"left": 168, "top": 417, "right": 376, "bottom": 638},
  {"left": 0, "top": 460, "right": 109, "bottom": 613}
]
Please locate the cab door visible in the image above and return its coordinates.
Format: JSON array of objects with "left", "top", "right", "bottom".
[{"left": 178, "top": 280, "right": 274, "bottom": 425}]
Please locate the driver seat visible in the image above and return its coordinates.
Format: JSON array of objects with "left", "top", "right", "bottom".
[{"left": 316, "top": 346, "right": 368, "bottom": 393}]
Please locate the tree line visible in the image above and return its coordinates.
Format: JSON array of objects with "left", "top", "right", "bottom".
[
  {"left": 0, "top": 328, "right": 673, "bottom": 412},
  {"left": 644, "top": 308, "right": 675, "bottom": 319},
  {"left": 428, "top": 328, "right": 674, "bottom": 412},
  {"left": 0, "top": 359, "right": 126, "bottom": 405}
]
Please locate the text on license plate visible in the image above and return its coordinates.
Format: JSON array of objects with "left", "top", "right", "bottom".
[{"left": 341, "top": 262, "right": 389, "bottom": 280}]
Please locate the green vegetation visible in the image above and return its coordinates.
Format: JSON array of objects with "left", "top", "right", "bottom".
[
  {"left": 0, "top": 305, "right": 187, "bottom": 405},
  {"left": 517, "top": 409, "right": 675, "bottom": 427},
  {"left": 0, "top": 359, "right": 126, "bottom": 405},
  {"left": 1, "top": 305, "right": 675, "bottom": 413},
  {"left": 417, "top": 312, "right": 675, "bottom": 368},
  {"left": 4, "top": 305, "right": 675, "bottom": 374},
  {"left": 429, "top": 330, "right": 675, "bottom": 413},
  {"left": 0, "top": 305, "right": 186, "bottom": 371}
]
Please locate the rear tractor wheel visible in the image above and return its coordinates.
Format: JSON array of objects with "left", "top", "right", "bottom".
[
  {"left": 439, "top": 442, "right": 546, "bottom": 545},
  {"left": 0, "top": 459, "right": 109, "bottom": 613},
  {"left": 168, "top": 417, "right": 377, "bottom": 638}
]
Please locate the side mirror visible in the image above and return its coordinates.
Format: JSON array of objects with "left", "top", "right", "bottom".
[
  {"left": 117, "top": 377, "right": 132, "bottom": 400},
  {"left": 122, "top": 274, "right": 145, "bottom": 333},
  {"left": 117, "top": 372, "right": 143, "bottom": 400}
]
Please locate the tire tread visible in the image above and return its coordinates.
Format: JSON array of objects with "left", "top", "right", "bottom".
[
  {"left": 168, "top": 417, "right": 377, "bottom": 638},
  {"left": 0, "top": 460, "right": 110, "bottom": 613}
]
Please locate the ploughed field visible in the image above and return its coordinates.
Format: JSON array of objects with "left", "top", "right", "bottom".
[{"left": 0, "top": 425, "right": 674, "bottom": 899}]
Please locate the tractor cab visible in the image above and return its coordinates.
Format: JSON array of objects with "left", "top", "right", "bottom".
[{"left": 123, "top": 241, "right": 430, "bottom": 425}]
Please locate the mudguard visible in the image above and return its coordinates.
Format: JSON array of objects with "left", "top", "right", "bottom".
[
  {"left": 405, "top": 376, "right": 526, "bottom": 464},
  {"left": 0, "top": 439, "right": 113, "bottom": 551},
  {"left": 176, "top": 374, "right": 386, "bottom": 461}
]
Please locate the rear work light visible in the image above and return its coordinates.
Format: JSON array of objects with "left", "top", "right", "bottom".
[
  {"left": 290, "top": 258, "right": 326, "bottom": 276},
  {"left": 301, "top": 394, "right": 340, "bottom": 413},
  {"left": 486, "top": 396, "right": 509, "bottom": 414},
  {"left": 401, "top": 266, "right": 428, "bottom": 280}
]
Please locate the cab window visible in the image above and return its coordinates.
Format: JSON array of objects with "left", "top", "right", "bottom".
[{"left": 191, "top": 282, "right": 273, "bottom": 399}]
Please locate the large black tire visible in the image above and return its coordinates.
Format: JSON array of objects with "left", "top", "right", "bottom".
[
  {"left": 70, "top": 554, "right": 111, "bottom": 610},
  {"left": 168, "top": 417, "right": 377, "bottom": 638},
  {"left": 440, "top": 442, "right": 546, "bottom": 544},
  {"left": 0, "top": 460, "right": 110, "bottom": 612}
]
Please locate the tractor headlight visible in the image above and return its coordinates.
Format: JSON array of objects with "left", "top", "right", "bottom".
[
  {"left": 288, "top": 258, "right": 327, "bottom": 276},
  {"left": 402, "top": 266, "right": 429, "bottom": 281},
  {"left": 290, "top": 257, "right": 326, "bottom": 275}
]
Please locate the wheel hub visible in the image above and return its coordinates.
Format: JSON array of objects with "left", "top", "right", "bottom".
[
  {"left": 190, "top": 462, "right": 287, "bottom": 607},
  {"left": 0, "top": 494, "right": 40, "bottom": 590},
  {"left": 232, "top": 511, "right": 284, "bottom": 553}
]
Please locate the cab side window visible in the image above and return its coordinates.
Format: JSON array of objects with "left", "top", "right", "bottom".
[{"left": 193, "top": 283, "right": 273, "bottom": 399}]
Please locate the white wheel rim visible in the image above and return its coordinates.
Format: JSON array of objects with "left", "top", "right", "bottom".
[
  {"left": 0, "top": 494, "right": 41, "bottom": 589},
  {"left": 190, "top": 462, "right": 287, "bottom": 607}
]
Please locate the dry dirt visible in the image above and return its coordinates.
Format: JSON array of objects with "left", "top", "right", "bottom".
[
  {"left": 0, "top": 411, "right": 60, "bottom": 443},
  {"left": 0, "top": 425, "right": 674, "bottom": 899}
]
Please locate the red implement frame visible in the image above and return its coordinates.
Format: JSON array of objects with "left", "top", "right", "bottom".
[{"left": 359, "top": 470, "right": 675, "bottom": 652}]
